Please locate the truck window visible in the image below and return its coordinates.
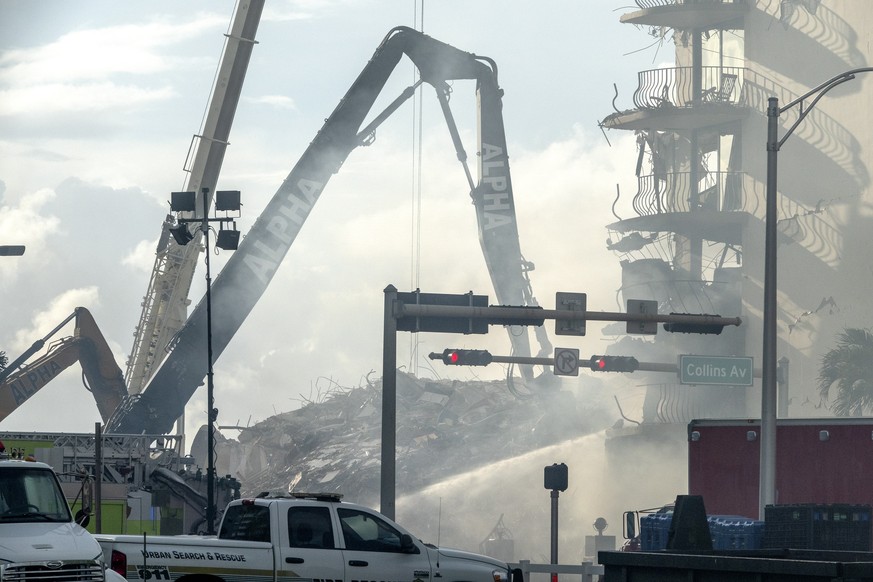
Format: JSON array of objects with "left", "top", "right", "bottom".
[
  {"left": 337, "top": 508, "right": 404, "bottom": 552},
  {"left": 288, "top": 506, "right": 335, "bottom": 549},
  {"left": 219, "top": 504, "right": 271, "bottom": 542},
  {"left": 0, "top": 467, "right": 71, "bottom": 522}
]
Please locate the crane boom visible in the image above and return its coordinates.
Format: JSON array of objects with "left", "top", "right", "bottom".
[
  {"left": 108, "top": 26, "right": 549, "bottom": 435},
  {"left": 125, "top": 0, "right": 265, "bottom": 394}
]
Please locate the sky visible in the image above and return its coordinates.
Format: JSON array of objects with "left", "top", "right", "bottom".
[{"left": 0, "top": 1, "right": 669, "bottom": 441}]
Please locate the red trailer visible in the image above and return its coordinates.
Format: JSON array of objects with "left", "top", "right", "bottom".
[{"left": 688, "top": 418, "right": 873, "bottom": 519}]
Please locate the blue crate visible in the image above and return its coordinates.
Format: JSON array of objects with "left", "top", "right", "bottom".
[
  {"left": 640, "top": 512, "right": 673, "bottom": 551},
  {"left": 708, "top": 515, "right": 764, "bottom": 550},
  {"left": 640, "top": 513, "right": 762, "bottom": 551}
]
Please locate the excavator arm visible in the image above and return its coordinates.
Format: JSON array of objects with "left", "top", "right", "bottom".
[
  {"left": 108, "top": 26, "right": 549, "bottom": 435},
  {"left": 0, "top": 308, "right": 128, "bottom": 424}
]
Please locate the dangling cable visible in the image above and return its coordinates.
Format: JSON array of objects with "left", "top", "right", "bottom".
[{"left": 408, "top": 0, "right": 425, "bottom": 376}]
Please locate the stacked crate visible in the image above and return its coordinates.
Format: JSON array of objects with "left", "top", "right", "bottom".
[
  {"left": 763, "top": 504, "right": 872, "bottom": 551},
  {"left": 639, "top": 512, "right": 764, "bottom": 551}
]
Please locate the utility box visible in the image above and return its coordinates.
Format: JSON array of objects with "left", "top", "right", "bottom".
[{"left": 585, "top": 534, "right": 615, "bottom": 561}]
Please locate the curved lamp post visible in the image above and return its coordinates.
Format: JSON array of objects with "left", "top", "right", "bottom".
[{"left": 761, "top": 67, "right": 873, "bottom": 517}]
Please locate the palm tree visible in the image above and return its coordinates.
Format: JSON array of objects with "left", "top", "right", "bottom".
[{"left": 818, "top": 328, "right": 873, "bottom": 416}]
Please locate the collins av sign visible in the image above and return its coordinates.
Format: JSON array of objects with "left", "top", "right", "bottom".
[{"left": 679, "top": 355, "right": 754, "bottom": 386}]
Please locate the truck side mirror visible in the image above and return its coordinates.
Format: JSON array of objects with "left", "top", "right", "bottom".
[
  {"left": 623, "top": 511, "right": 637, "bottom": 540},
  {"left": 75, "top": 508, "right": 91, "bottom": 529},
  {"left": 400, "top": 533, "right": 419, "bottom": 554}
]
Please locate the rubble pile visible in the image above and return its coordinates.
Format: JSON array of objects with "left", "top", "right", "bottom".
[{"left": 218, "top": 371, "right": 611, "bottom": 506}]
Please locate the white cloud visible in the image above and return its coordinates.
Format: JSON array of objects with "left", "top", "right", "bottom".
[
  {"left": 246, "top": 94, "right": 296, "bottom": 110},
  {"left": 261, "top": 0, "right": 352, "bottom": 22},
  {"left": 0, "top": 13, "right": 227, "bottom": 115},
  {"left": 0, "top": 188, "right": 59, "bottom": 284},
  {"left": 0, "top": 82, "right": 175, "bottom": 116},
  {"left": 123, "top": 238, "right": 162, "bottom": 276},
  {"left": 0, "top": 17, "right": 226, "bottom": 85},
  {"left": 11, "top": 287, "right": 100, "bottom": 353}
]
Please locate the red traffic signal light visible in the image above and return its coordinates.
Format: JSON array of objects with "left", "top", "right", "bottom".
[
  {"left": 440, "top": 348, "right": 492, "bottom": 366},
  {"left": 589, "top": 355, "right": 639, "bottom": 373}
]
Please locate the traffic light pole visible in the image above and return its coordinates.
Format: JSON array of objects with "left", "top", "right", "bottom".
[
  {"left": 380, "top": 286, "right": 742, "bottom": 519},
  {"left": 381, "top": 286, "right": 398, "bottom": 520}
]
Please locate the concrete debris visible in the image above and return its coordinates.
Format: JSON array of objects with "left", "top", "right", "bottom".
[{"left": 211, "top": 371, "right": 611, "bottom": 507}]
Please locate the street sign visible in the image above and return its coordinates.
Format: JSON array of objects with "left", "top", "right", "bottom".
[
  {"left": 626, "top": 299, "right": 658, "bottom": 335},
  {"left": 679, "top": 355, "right": 754, "bottom": 386},
  {"left": 553, "top": 347, "right": 580, "bottom": 376},
  {"left": 555, "top": 292, "right": 586, "bottom": 336}
]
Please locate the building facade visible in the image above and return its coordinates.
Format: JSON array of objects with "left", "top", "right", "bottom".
[{"left": 600, "top": 0, "right": 872, "bottom": 423}]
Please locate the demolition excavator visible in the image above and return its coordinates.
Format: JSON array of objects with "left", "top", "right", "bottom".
[
  {"left": 108, "top": 26, "right": 552, "bottom": 434},
  {"left": 0, "top": 307, "right": 128, "bottom": 424}
]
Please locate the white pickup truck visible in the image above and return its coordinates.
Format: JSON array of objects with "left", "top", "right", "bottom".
[
  {"left": 97, "top": 492, "right": 516, "bottom": 582},
  {"left": 0, "top": 456, "right": 123, "bottom": 582}
]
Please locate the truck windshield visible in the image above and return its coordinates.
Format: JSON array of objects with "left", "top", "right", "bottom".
[{"left": 0, "top": 466, "right": 72, "bottom": 522}]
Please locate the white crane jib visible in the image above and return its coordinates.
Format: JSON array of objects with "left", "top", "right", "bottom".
[{"left": 125, "top": 0, "right": 265, "bottom": 394}]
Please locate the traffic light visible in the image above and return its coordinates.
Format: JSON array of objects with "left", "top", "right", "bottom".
[
  {"left": 663, "top": 313, "right": 725, "bottom": 335},
  {"left": 589, "top": 355, "right": 639, "bottom": 373},
  {"left": 439, "top": 348, "right": 493, "bottom": 366}
]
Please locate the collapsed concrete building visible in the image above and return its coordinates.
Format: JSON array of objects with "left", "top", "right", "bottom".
[{"left": 205, "top": 372, "right": 613, "bottom": 507}]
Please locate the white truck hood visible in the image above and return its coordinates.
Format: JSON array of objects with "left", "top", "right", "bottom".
[
  {"left": 0, "top": 522, "right": 101, "bottom": 562},
  {"left": 436, "top": 546, "right": 508, "bottom": 569}
]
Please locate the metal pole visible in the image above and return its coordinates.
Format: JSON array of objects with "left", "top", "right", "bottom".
[
  {"left": 550, "top": 490, "right": 559, "bottom": 582},
  {"left": 760, "top": 97, "right": 779, "bottom": 518},
  {"left": 94, "top": 422, "right": 102, "bottom": 534},
  {"left": 380, "top": 285, "right": 398, "bottom": 520},
  {"left": 204, "top": 188, "right": 217, "bottom": 535},
  {"left": 777, "top": 357, "right": 790, "bottom": 417}
]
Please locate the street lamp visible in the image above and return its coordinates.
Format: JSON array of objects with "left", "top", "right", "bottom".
[
  {"left": 0, "top": 245, "right": 25, "bottom": 256},
  {"left": 170, "top": 187, "right": 241, "bottom": 535},
  {"left": 761, "top": 67, "right": 873, "bottom": 518}
]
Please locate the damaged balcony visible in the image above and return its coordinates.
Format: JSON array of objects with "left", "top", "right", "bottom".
[
  {"left": 620, "top": 0, "right": 749, "bottom": 30},
  {"left": 621, "top": 268, "right": 743, "bottom": 317},
  {"left": 609, "top": 171, "right": 754, "bottom": 246},
  {"left": 601, "top": 66, "right": 749, "bottom": 131}
]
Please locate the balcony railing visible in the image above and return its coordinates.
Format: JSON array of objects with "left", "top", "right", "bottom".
[
  {"left": 632, "top": 171, "right": 758, "bottom": 216},
  {"left": 633, "top": 0, "right": 745, "bottom": 8},
  {"left": 633, "top": 65, "right": 744, "bottom": 109}
]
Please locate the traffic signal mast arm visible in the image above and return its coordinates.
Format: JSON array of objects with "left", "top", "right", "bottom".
[
  {"left": 395, "top": 302, "right": 742, "bottom": 332},
  {"left": 429, "top": 349, "right": 681, "bottom": 373}
]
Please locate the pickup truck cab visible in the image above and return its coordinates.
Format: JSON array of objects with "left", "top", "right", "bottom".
[
  {"left": 99, "top": 492, "right": 513, "bottom": 582},
  {"left": 0, "top": 457, "right": 121, "bottom": 582}
]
